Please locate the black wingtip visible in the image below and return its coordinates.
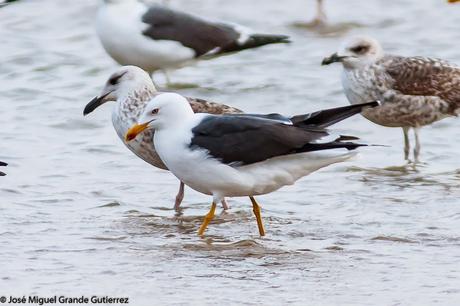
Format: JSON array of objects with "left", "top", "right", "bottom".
[
  {"left": 290, "top": 100, "right": 381, "bottom": 129},
  {"left": 335, "top": 135, "right": 360, "bottom": 142},
  {"left": 223, "top": 34, "right": 291, "bottom": 54},
  {"left": 250, "top": 34, "right": 291, "bottom": 45},
  {"left": 276, "top": 35, "right": 291, "bottom": 44}
]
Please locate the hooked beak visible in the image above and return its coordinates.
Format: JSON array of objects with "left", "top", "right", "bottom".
[
  {"left": 83, "top": 91, "right": 113, "bottom": 116},
  {"left": 125, "top": 122, "right": 151, "bottom": 142},
  {"left": 321, "top": 53, "right": 348, "bottom": 65}
]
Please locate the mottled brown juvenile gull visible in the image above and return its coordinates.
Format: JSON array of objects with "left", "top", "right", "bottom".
[
  {"left": 83, "top": 66, "right": 241, "bottom": 210},
  {"left": 0, "top": 161, "right": 7, "bottom": 176},
  {"left": 322, "top": 36, "right": 460, "bottom": 162},
  {"left": 125, "top": 93, "right": 379, "bottom": 236},
  {"left": 96, "top": 0, "right": 289, "bottom": 80}
]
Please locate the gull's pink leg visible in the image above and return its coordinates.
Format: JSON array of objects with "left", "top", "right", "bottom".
[
  {"left": 174, "top": 181, "right": 185, "bottom": 211},
  {"left": 312, "top": 0, "right": 327, "bottom": 26},
  {"left": 221, "top": 198, "right": 229, "bottom": 210}
]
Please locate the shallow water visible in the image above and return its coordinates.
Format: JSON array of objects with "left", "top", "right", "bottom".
[{"left": 1, "top": 0, "right": 460, "bottom": 305}]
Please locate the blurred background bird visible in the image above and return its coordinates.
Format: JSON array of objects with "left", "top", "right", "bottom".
[{"left": 96, "top": 0, "right": 290, "bottom": 86}]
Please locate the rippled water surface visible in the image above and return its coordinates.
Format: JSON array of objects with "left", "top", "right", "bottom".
[{"left": 1, "top": 0, "right": 460, "bottom": 305}]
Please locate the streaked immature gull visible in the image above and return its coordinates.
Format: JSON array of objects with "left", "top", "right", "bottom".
[
  {"left": 322, "top": 36, "right": 460, "bottom": 162},
  {"left": 125, "top": 93, "right": 379, "bottom": 236},
  {"left": 96, "top": 0, "right": 290, "bottom": 78},
  {"left": 83, "top": 66, "right": 241, "bottom": 210}
]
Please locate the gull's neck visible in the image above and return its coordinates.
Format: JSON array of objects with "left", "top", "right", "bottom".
[{"left": 115, "top": 83, "right": 157, "bottom": 122}]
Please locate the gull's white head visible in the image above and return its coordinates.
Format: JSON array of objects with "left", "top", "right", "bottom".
[
  {"left": 125, "top": 93, "right": 194, "bottom": 141},
  {"left": 322, "top": 36, "right": 384, "bottom": 69},
  {"left": 83, "top": 66, "right": 155, "bottom": 116}
]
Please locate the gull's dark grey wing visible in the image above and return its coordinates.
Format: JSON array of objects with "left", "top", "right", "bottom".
[
  {"left": 237, "top": 113, "right": 293, "bottom": 124},
  {"left": 141, "top": 6, "right": 289, "bottom": 57},
  {"left": 190, "top": 115, "right": 363, "bottom": 166}
]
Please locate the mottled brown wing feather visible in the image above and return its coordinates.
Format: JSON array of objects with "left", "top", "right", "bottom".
[
  {"left": 187, "top": 97, "right": 242, "bottom": 115},
  {"left": 384, "top": 56, "right": 460, "bottom": 112}
]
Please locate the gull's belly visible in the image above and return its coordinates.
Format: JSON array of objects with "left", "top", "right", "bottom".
[
  {"left": 162, "top": 152, "right": 256, "bottom": 198},
  {"left": 361, "top": 96, "right": 450, "bottom": 127},
  {"left": 342, "top": 70, "right": 451, "bottom": 127},
  {"left": 158, "top": 145, "right": 356, "bottom": 200}
]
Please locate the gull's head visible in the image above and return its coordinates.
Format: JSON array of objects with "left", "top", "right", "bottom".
[
  {"left": 83, "top": 66, "right": 155, "bottom": 116},
  {"left": 322, "top": 36, "right": 384, "bottom": 69},
  {"left": 125, "top": 93, "right": 193, "bottom": 142}
]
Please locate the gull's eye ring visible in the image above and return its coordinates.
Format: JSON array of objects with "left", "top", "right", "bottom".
[
  {"left": 151, "top": 108, "right": 159, "bottom": 115},
  {"left": 350, "top": 45, "right": 369, "bottom": 54},
  {"left": 108, "top": 71, "right": 127, "bottom": 86}
]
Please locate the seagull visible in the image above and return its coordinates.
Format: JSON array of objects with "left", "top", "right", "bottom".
[
  {"left": 96, "top": 0, "right": 290, "bottom": 81},
  {"left": 83, "top": 66, "right": 242, "bottom": 210},
  {"left": 322, "top": 36, "right": 460, "bottom": 163},
  {"left": 0, "top": 161, "right": 7, "bottom": 176},
  {"left": 125, "top": 93, "right": 379, "bottom": 236}
]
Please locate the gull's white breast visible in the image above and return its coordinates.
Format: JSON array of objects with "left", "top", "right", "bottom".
[
  {"left": 112, "top": 99, "right": 166, "bottom": 169},
  {"left": 341, "top": 67, "right": 380, "bottom": 106}
]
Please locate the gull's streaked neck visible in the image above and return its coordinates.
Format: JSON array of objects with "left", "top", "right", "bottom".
[{"left": 117, "top": 81, "right": 156, "bottom": 105}]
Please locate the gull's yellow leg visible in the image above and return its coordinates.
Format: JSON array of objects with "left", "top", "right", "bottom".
[
  {"left": 198, "top": 202, "right": 217, "bottom": 236},
  {"left": 249, "top": 196, "right": 265, "bottom": 236}
]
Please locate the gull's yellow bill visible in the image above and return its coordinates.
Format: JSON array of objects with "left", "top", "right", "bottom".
[{"left": 125, "top": 122, "right": 150, "bottom": 142}]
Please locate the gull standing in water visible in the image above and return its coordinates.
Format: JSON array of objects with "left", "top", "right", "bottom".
[
  {"left": 126, "top": 93, "right": 379, "bottom": 236},
  {"left": 84, "top": 66, "right": 241, "bottom": 210},
  {"left": 96, "top": 0, "right": 290, "bottom": 82},
  {"left": 322, "top": 36, "right": 460, "bottom": 162}
]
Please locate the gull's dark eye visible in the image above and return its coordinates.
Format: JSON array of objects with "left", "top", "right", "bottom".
[
  {"left": 151, "top": 108, "right": 159, "bottom": 115},
  {"left": 108, "top": 71, "right": 127, "bottom": 86},
  {"left": 109, "top": 74, "right": 122, "bottom": 85},
  {"left": 350, "top": 45, "right": 369, "bottom": 54}
]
